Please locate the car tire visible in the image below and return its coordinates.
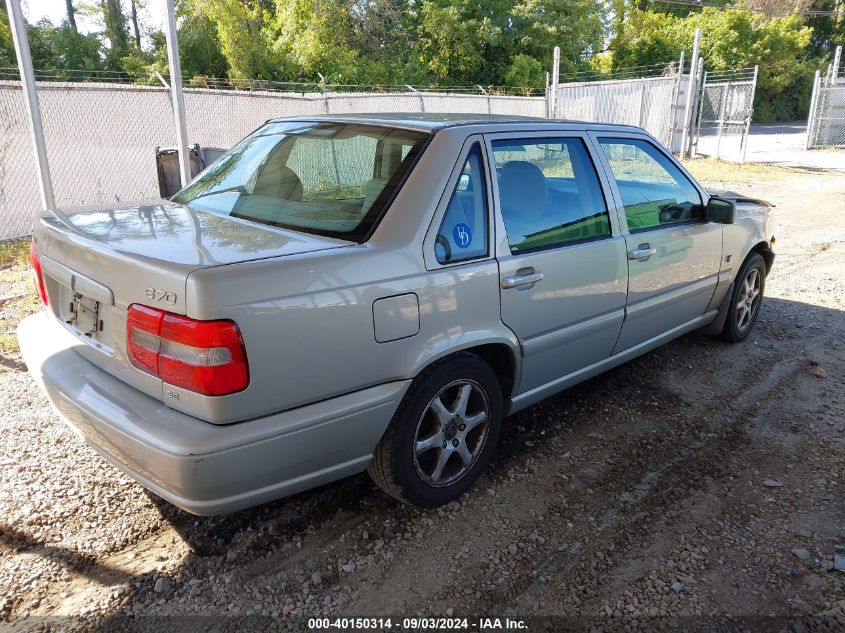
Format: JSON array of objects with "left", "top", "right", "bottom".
[
  {"left": 368, "top": 353, "right": 503, "bottom": 507},
  {"left": 720, "top": 252, "right": 766, "bottom": 343}
]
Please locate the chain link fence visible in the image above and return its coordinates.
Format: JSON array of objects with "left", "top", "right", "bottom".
[
  {"left": 807, "top": 59, "right": 845, "bottom": 149},
  {"left": 553, "top": 64, "right": 684, "bottom": 149},
  {"left": 2, "top": 62, "right": 717, "bottom": 241},
  {"left": 0, "top": 81, "right": 546, "bottom": 240},
  {"left": 692, "top": 67, "right": 758, "bottom": 162},
  {"left": 0, "top": 81, "right": 40, "bottom": 239}
]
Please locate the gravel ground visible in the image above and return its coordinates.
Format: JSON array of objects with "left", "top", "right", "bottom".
[{"left": 1, "top": 161, "right": 844, "bottom": 632}]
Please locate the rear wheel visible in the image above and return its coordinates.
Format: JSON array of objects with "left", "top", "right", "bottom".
[
  {"left": 721, "top": 252, "right": 766, "bottom": 342},
  {"left": 368, "top": 353, "right": 503, "bottom": 507}
]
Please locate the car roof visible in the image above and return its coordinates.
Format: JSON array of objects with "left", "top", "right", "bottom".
[{"left": 266, "top": 112, "right": 645, "bottom": 135}]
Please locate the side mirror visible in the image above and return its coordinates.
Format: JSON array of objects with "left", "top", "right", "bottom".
[{"left": 705, "top": 196, "right": 736, "bottom": 224}]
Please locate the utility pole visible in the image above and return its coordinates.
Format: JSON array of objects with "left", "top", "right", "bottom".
[
  {"left": 5, "top": 0, "right": 55, "bottom": 210},
  {"left": 551, "top": 46, "right": 560, "bottom": 119},
  {"left": 680, "top": 28, "right": 702, "bottom": 160},
  {"left": 163, "top": 0, "right": 191, "bottom": 188}
]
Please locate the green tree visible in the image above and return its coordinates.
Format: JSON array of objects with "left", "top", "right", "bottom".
[
  {"left": 505, "top": 53, "right": 546, "bottom": 89},
  {"left": 175, "top": 4, "right": 231, "bottom": 79},
  {"left": 102, "top": 0, "right": 131, "bottom": 69},
  {"left": 416, "top": 0, "right": 501, "bottom": 84},
  {"left": 0, "top": 6, "right": 15, "bottom": 68},
  {"left": 271, "top": 0, "right": 356, "bottom": 81},
  {"left": 806, "top": 0, "right": 845, "bottom": 56},
  {"left": 192, "top": 0, "right": 281, "bottom": 79},
  {"left": 347, "top": 0, "right": 425, "bottom": 83},
  {"left": 27, "top": 20, "right": 103, "bottom": 73},
  {"left": 609, "top": 7, "right": 814, "bottom": 121},
  {"left": 511, "top": 0, "right": 606, "bottom": 76}
]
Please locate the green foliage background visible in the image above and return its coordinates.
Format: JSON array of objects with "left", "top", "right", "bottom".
[{"left": 0, "top": 0, "right": 843, "bottom": 122}]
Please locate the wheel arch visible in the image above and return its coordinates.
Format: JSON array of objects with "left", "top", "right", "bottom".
[
  {"left": 411, "top": 339, "right": 521, "bottom": 401},
  {"left": 749, "top": 240, "right": 775, "bottom": 274},
  {"left": 463, "top": 343, "right": 518, "bottom": 400}
]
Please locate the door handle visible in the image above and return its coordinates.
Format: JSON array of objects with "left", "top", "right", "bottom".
[
  {"left": 628, "top": 243, "right": 657, "bottom": 260},
  {"left": 501, "top": 268, "right": 544, "bottom": 289}
]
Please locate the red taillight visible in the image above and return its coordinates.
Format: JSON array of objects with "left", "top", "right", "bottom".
[
  {"left": 29, "top": 241, "right": 48, "bottom": 305},
  {"left": 127, "top": 304, "right": 249, "bottom": 396}
]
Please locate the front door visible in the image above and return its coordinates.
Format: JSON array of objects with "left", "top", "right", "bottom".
[
  {"left": 592, "top": 135, "right": 722, "bottom": 352},
  {"left": 489, "top": 133, "right": 629, "bottom": 394}
]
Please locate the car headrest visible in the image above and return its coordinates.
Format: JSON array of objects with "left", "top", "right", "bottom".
[
  {"left": 499, "top": 161, "right": 547, "bottom": 216},
  {"left": 254, "top": 163, "right": 303, "bottom": 201}
]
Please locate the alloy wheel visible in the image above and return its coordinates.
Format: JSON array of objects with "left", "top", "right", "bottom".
[
  {"left": 736, "top": 267, "right": 762, "bottom": 332},
  {"left": 413, "top": 379, "right": 491, "bottom": 487}
]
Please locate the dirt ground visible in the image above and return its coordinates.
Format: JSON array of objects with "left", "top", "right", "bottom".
[{"left": 0, "top": 160, "right": 843, "bottom": 632}]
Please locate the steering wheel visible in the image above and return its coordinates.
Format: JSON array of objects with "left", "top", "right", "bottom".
[
  {"left": 435, "top": 234, "right": 452, "bottom": 263},
  {"left": 659, "top": 203, "right": 686, "bottom": 224}
]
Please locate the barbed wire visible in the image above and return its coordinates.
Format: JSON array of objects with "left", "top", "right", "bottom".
[
  {"left": 0, "top": 60, "right": 689, "bottom": 95},
  {"left": 703, "top": 67, "right": 759, "bottom": 80},
  {"left": 0, "top": 67, "right": 548, "bottom": 96},
  {"left": 558, "top": 62, "right": 680, "bottom": 83}
]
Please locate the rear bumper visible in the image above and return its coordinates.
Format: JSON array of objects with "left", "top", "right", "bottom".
[{"left": 17, "top": 312, "right": 408, "bottom": 515}]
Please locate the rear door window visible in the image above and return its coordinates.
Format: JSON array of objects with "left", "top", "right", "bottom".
[{"left": 491, "top": 138, "right": 610, "bottom": 253}]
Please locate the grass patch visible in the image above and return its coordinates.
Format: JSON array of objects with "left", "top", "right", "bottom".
[
  {"left": 0, "top": 238, "right": 40, "bottom": 361},
  {"left": 683, "top": 157, "right": 833, "bottom": 184},
  {"left": 0, "top": 238, "right": 30, "bottom": 268}
]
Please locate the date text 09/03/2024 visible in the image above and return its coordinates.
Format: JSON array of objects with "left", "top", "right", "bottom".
[{"left": 307, "top": 617, "right": 528, "bottom": 630}]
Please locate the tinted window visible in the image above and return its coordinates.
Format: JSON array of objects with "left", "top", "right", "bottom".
[
  {"left": 435, "top": 144, "right": 488, "bottom": 264},
  {"left": 491, "top": 138, "right": 610, "bottom": 253},
  {"left": 598, "top": 138, "right": 703, "bottom": 232},
  {"left": 172, "top": 122, "right": 429, "bottom": 242}
]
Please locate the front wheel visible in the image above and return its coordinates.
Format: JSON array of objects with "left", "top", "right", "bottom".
[
  {"left": 721, "top": 252, "right": 766, "bottom": 342},
  {"left": 368, "top": 353, "right": 503, "bottom": 507}
]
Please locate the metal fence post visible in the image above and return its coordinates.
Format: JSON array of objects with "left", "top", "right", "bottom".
[
  {"left": 680, "top": 28, "right": 702, "bottom": 160},
  {"left": 478, "top": 85, "right": 491, "bottom": 114},
  {"left": 715, "top": 83, "right": 729, "bottom": 160},
  {"left": 407, "top": 85, "right": 425, "bottom": 112},
  {"left": 5, "top": 0, "right": 55, "bottom": 211},
  {"left": 545, "top": 72, "right": 550, "bottom": 118},
  {"left": 638, "top": 82, "right": 647, "bottom": 127},
  {"left": 670, "top": 51, "right": 685, "bottom": 152},
  {"left": 318, "top": 73, "right": 330, "bottom": 113},
  {"left": 740, "top": 65, "right": 758, "bottom": 164},
  {"left": 163, "top": 0, "right": 191, "bottom": 187},
  {"left": 833, "top": 45, "right": 842, "bottom": 81},
  {"left": 806, "top": 69, "right": 821, "bottom": 150},
  {"left": 692, "top": 65, "right": 706, "bottom": 158},
  {"left": 551, "top": 46, "right": 560, "bottom": 118}
]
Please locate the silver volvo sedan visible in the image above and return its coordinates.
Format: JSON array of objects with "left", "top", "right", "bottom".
[{"left": 18, "top": 114, "right": 775, "bottom": 514}]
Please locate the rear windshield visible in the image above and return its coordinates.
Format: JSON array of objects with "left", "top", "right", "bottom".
[{"left": 172, "top": 121, "right": 430, "bottom": 241}]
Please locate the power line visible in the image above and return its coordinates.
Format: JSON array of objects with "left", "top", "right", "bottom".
[{"left": 651, "top": 0, "right": 838, "bottom": 16}]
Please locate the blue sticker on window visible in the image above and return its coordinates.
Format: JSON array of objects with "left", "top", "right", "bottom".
[{"left": 453, "top": 223, "right": 472, "bottom": 249}]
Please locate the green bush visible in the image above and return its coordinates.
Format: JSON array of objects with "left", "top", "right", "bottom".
[{"left": 611, "top": 7, "right": 816, "bottom": 122}]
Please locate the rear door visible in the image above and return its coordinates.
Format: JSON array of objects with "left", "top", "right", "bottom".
[
  {"left": 488, "top": 131, "right": 628, "bottom": 394},
  {"left": 591, "top": 133, "right": 722, "bottom": 352}
]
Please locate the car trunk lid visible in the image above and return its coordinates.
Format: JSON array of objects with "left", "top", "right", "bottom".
[{"left": 34, "top": 202, "right": 352, "bottom": 402}]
